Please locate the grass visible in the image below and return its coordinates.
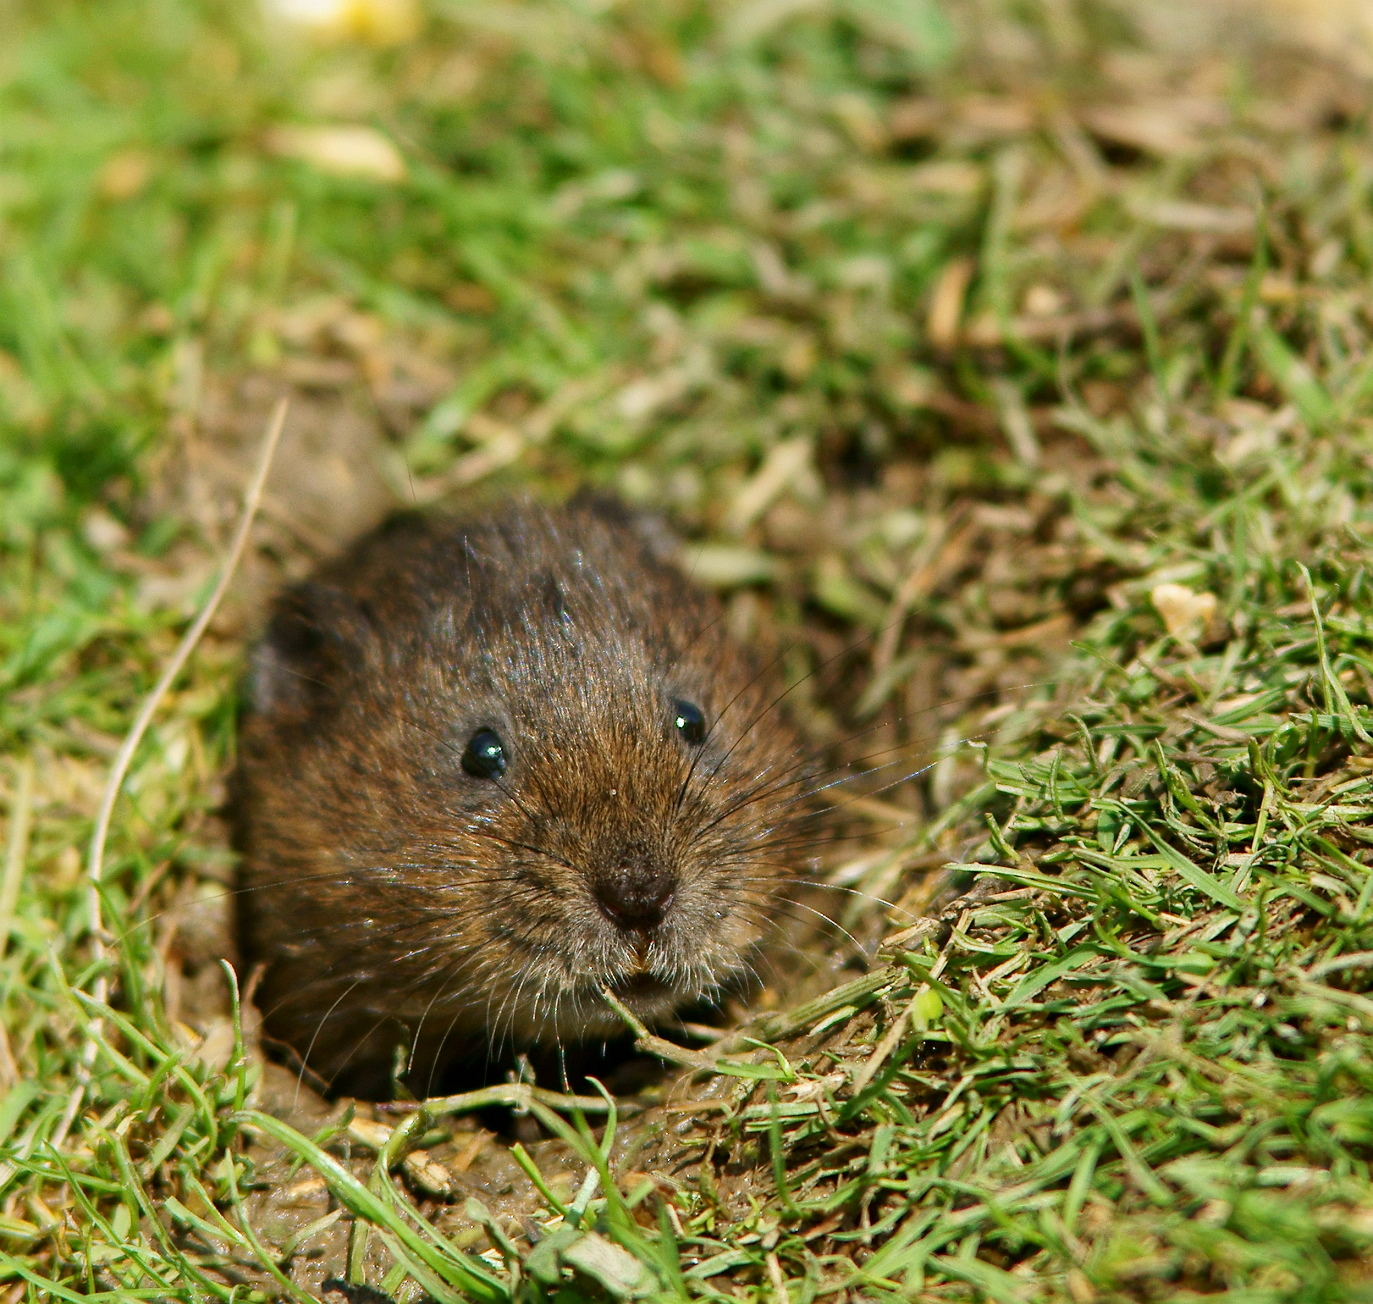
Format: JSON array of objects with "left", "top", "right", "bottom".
[{"left": 4, "top": 0, "right": 1373, "bottom": 1299}]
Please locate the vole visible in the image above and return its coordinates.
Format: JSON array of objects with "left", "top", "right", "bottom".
[{"left": 235, "top": 498, "right": 810, "bottom": 1097}]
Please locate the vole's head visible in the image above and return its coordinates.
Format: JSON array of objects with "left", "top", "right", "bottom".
[
  {"left": 431, "top": 626, "right": 794, "bottom": 1034},
  {"left": 238, "top": 502, "right": 811, "bottom": 1090}
]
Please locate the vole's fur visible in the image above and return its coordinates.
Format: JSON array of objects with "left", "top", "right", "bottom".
[{"left": 235, "top": 498, "right": 808, "bottom": 1096}]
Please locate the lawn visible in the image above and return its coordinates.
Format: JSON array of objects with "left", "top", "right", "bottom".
[{"left": 4, "top": 0, "right": 1373, "bottom": 1299}]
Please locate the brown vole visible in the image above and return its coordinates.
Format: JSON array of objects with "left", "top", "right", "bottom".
[{"left": 235, "top": 498, "right": 809, "bottom": 1096}]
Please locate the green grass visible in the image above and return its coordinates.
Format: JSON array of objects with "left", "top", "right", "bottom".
[{"left": 5, "top": 0, "right": 1373, "bottom": 1299}]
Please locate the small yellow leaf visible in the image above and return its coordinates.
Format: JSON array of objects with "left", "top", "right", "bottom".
[
  {"left": 346, "top": 1117, "right": 393, "bottom": 1150},
  {"left": 1150, "top": 583, "right": 1218, "bottom": 638},
  {"left": 403, "top": 1150, "right": 456, "bottom": 1198},
  {"left": 267, "top": 125, "right": 406, "bottom": 182}
]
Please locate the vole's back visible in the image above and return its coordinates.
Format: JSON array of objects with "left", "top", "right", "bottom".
[{"left": 235, "top": 499, "right": 807, "bottom": 1097}]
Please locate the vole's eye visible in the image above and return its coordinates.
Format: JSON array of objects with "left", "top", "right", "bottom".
[
  {"left": 672, "top": 700, "right": 706, "bottom": 746},
  {"left": 461, "top": 728, "right": 507, "bottom": 780}
]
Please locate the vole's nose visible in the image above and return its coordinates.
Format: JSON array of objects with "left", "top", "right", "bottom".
[{"left": 594, "top": 867, "right": 676, "bottom": 933}]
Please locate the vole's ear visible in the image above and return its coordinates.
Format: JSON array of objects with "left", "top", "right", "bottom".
[
  {"left": 248, "top": 582, "right": 369, "bottom": 719},
  {"left": 568, "top": 490, "right": 681, "bottom": 566}
]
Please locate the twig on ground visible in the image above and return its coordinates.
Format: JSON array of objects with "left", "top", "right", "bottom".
[
  {"left": 379, "top": 1083, "right": 618, "bottom": 1116},
  {"left": 50, "top": 399, "right": 288, "bottom": 1153},
  {"left": 597, "top": 982, "right": 712, "bottom": 1070}
]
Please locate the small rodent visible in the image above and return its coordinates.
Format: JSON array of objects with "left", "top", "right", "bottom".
[{"left": 235, "top": 497, "right": 809, "bottom": 1096}]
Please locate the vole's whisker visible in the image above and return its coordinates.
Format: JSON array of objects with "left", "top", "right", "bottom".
[
  {"left": 292, "top": 978, "right": 365, "bottom": 1107},
  {"left": 733, "top": 887, "right": 865, "bottom": 954},
  {"left": 780, "top": 751, "right": 951, "bottom": 809},
  {"left": 672, "top": 641, "right": 795, "bottom": 818},
  {"left": 732, "top": 869, "right": 916, "bottom": 922},
  {"left": 423, "top": 1002, "right": 472, "bottom": 1098},
  {"left": 692, "top": 616, "right": 894, "bottom": 794},
  {"left": 684, "top": 773, "right": 805, "bottom": 843},
  {"left": 489, "top": 963, "right": 535, "bottom": 1057},
  {"left": 732, "top": 908, "right": 834, "bottom": 980},
  {"left": 408, "top": 946, "right": 487, "bottom": 1078},
  {"left": 463, "top": 827, "right": 579, "bottom": 873},
  {"left": 789, "top": 878, "right": 913, "bottom": 916},
  {"left": 685, "top": 726, "right": 966, "bottom": 840}
]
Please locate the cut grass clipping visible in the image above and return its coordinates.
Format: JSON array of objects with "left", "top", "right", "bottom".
[{"left": 5, "top": 0, "right": 1373, "bottom": 1300}]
